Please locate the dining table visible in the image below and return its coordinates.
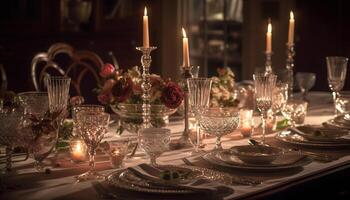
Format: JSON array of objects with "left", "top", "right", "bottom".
[{"left": 1, "top": 91, "right": 350, "bottom": 200}]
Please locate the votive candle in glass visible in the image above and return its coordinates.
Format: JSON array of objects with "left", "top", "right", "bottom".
[
  {"left": 70, "top": 139, "right": 87, "bottom": 162},
  {"left": 239, "top": 109, "right": 253, "bottom": 137}
]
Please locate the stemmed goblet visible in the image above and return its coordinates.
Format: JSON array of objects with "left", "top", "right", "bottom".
[
  {"left": 72, "top": 105, "right": 105, "bottom": 136},
  {"left": 139, "top": 128, "right": 171, "bottom": 166},
  {"left": 253, "top": 73, "right": 277, "bottom": 144},
  {"left": 326, "top": 56, "right": 348, "bottom": 116},
  {"left": 75, "top": 111, "right": 110, "bottom": 181},
  {"left": 198, "top": 107, "right": 239, "bottom": 150},
  {"left": 296, "top": 72, "right": 316, "bottom": 101},
  {"left": 19, "top": 92, "right": 49, "bottom": 117},
  {"left": 187, "top": 78, "right": 212, "bottom": 153}
]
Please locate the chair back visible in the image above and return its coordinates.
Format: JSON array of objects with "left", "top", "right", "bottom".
[{"left": 31, "top": 43, "right": 104, "bottom": 102}]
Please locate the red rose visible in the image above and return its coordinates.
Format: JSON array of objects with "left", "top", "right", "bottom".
[
  {"left": 111, "top": 78, "right": 133, "bottom": 103},
  {"left": 69, "top": 96, "right": 85, "bottom": 106},
  {"left": 100, "top": 63, "right": 115, "bottom": 78},
  {"left": 161, "top": 82, "right": 184, "bottom": 109}
]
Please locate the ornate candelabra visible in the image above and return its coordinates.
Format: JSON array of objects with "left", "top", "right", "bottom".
[
  {"left": 286, "top": 43, "right": 295, "bottom": 98},
  {"left": 136, "top": 46, "right": 157, "bottom": 128},
  {"left": 177, "top": 65, "right": 193, "bottom": 146},
  {"left": 265, "top": 51, "right": 273, "bottom": 74}
]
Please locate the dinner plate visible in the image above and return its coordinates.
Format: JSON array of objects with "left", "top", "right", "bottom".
[
  {"left": 323, "top": 115, "right": 350, "bottom": 130},
  {"left": 276, "top": 130, "right": 350, "bottom": 148},
  {"left": 106, "top": 165, "right": 232, "bottom": 194},
  {"left": 202, "top": 151, "right": 311, "bottom": 171},
  {"left": 291, "top": 126, "right": 350, "bottom": 143}
]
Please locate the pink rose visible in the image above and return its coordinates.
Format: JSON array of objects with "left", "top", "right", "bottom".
[{"left": 100, "top": 63, "right": 115, "bottom": 78}]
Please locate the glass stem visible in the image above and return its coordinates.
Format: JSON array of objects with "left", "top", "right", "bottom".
[
  {"left": 196, "top": 120, "right": 201, "bottom": 151},
  {"left": 332, "top": 91, "right": 339, "bottom": 116},
  {"left": 88, "top": 147, "right": 96, "bottom": 173},
  {"left": 261, "top": 112, "right": 267, "bottom": 144},
  {"left": 215, "top": 136, "right": 222, "bottom": 150}
]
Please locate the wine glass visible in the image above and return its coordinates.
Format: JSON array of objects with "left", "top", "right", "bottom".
[
  {"left": 0, "top": 109, "right": 24, "bottom": 173},
  {"left": 282, "top": 99, "right": 308, "bottom": 127},
  {"left": 253, "top": 73, "right": 277, "bottom": 144},
  {"left": 326, "top": 56, "right": 348, "bottom": 115},
  {"left": 187, "top": 78, "right": 212, "bottom": 153},
  {"left": 18, "top": 91, "right": 49, "bottom": 116},
  {"left": 139, "top": 128, "right": 171, "bottom": 166},
  {"left": 45, "top": 76, "right": 71, "bottom": 122},
  {"left": 72, "top": 104, "right": 105, "bottom": 136},
  {"left": 75, "top": 111, "right": 110, "bottom": 181},
  {"left": 198, "top": 107, "right": 239, "bottom": 150},
  {"left": 296, "top": 72, "right": 316, "bottom": 101}
]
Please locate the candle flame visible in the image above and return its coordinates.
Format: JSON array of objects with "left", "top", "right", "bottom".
[
  {"left": 144, "top": 7, "right": 147, "bottom": 16},
  {"left": 267, "top": 23, "right": 272, "bottom": 33},
  {"left": 290, "top": 11, "right": 294, "bottom": 20},
  {"left": 182, "top": 28, "right": 187, "bottom": 38}
]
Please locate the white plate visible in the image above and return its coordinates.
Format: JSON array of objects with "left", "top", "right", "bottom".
[
  {"left": 291, "top": 126, "right": 350, "bottom": 143},
  {"left": 202, "top": 151, "right": 311, "bottom": 171},
  {"left": 106, "top": 165, "right": 232, "bottom": 194},
  {"left": 276, "top": 130, "right": 350, "bottom": 148}
]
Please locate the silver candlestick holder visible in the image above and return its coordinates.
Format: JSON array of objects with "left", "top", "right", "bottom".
[
  {"left": 265, "top": 51, "right": 273, "bottom": 74},
  {"left": 286, "top": 43, "right": 295, "bottom": 98},
  {"left": 177, "top": 65, "right": 193, "bottom": 147},
  {"left": 136, "top": 46, "right": 157, "bottom": 128}
]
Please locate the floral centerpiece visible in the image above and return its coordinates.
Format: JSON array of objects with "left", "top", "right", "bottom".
[
  {"left": 210, "top": 67, "right": 240, "bottom": 107},
  {"left": 97, "top": 64, "right": 183, "bottom": 134}
]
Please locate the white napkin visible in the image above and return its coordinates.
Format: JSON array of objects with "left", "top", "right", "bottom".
[{"left": 128, "top": 164, "right": 234, "bottom": 199}]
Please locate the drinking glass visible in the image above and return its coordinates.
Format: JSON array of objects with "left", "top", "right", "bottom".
[
  {"left": 0, "top": 109, "right": 24, "bottom": 173},
  {"left": 335, "top": 92, "right": 350, "bottom": 114},
  {"left": 139, "top": 128, "right": 171, "bottom": 166},
  {"left": 45, "top": 76, "right": 71, "bottom": 122},
  {"left": 75, "top": 111, "right": 110, "bottom": 181},
  {"left": 296, "top": 72, "right": 316, "bottom": 101},
  {"left": 253, "top": 73, "right": 277, "bottom": 144},
  {"left": 18, "top": 92, "right": 49, "bottom": 116},
  {"left": 187, "top": 78, "right": 212, "bottom": 153},
  {"left": 270, "top": 83, "right": 288, "bottom": 130},
  {"left": 72, "top": 105, "right": 105, "bottom": 136},
  {"left": 199, "top": 108, "right": 239, "bottom": 150},
  {"left": 107, "top": 139, "right": 130, "bottom": 168},
  {"left": 326, "top": 56, "right": 348, "bottom": 115},
  {"left": 282, "top": 99, "right": 308, "bottom": 127}
]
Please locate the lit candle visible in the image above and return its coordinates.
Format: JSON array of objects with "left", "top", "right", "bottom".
[
  {"left": 288, "top": 11, "right": 295, "bottom": 46},
  {"left": 239, "top": 109, "right": 253, "bottom": 137},
  {"left": 182, "top": 28, "right": 190, "bottom": 67},
  {"left": 109, "top": 149, "right": 125, "bottom": 168},
  {"left": 266, "top": 22, "right": 272, "bottom": 53},
  {"left": 70, "top": 140, "right": 87, "bottom": 162},
  {"left": 143, "top": 7, "right": 149, "bottom": 48}
]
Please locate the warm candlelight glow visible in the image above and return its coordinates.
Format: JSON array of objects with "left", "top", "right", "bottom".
[
  {"left": 266, "top": 22, "right": 272, "bottom": 53},
  {"left": 143, "top": 7, "right": 149, "bottom": 48},
  {"left": 239, "top": 109, "right": 253, "bottom": 137},
  {"left": 70, "top": 139, "right": 87, "bottom": 162},
  {"left": 288, "top": 11, "right": 295, "bottom": 46},
  {"left": 267, "top": 23, "right": 272, "bottom": 33},
  {"left": 182, "top": 28, "right": 187, "bottom": 38},
  {"left": 182, "top": 27, "right": 190, "bottom": 67}
]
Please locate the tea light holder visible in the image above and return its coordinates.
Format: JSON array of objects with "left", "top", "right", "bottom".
[
  {"left": 108, "top": 140, "right": 129, "bottom": 168},
  {"left": 239, "top": 109, "right": 253, "bottom": 137},
  {"left": 70, "top": 139, "right": 87, "bottom": 162}
]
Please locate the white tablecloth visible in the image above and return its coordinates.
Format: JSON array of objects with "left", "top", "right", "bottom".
[{"left": 1, "top": 92, "right": 350, "bottom": 200}]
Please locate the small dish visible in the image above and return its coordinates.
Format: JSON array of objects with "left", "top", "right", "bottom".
[
  {"left": 229, "top": 145, "right": 283, "bottom": 164},
  {"left": 293, "top": 125, "right": 349, "bottom": 142}
]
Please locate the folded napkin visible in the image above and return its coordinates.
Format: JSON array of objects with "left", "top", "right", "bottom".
[{"left": 127, "top": 164, "right": 234, "bottom": 199}]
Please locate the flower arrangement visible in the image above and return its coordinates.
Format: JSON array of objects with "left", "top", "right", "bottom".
[
  {"left": 97, "top": 64, "right": 184, "bottom": 109},
  {"left": 210, "top": 67, "right": 239, "bottom": 107}
]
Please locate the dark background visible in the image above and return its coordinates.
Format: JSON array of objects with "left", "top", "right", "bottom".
[{"left": 0, "top": 0, "right": 350, "bottom": 95}]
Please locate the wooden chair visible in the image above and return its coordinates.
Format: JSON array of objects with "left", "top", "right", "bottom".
[
  {"left": 0, "top": 64, "right": 7, "bottom": 93},
  {"left": 31, "top": 43, "right": 104, "bottom": 102}
]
